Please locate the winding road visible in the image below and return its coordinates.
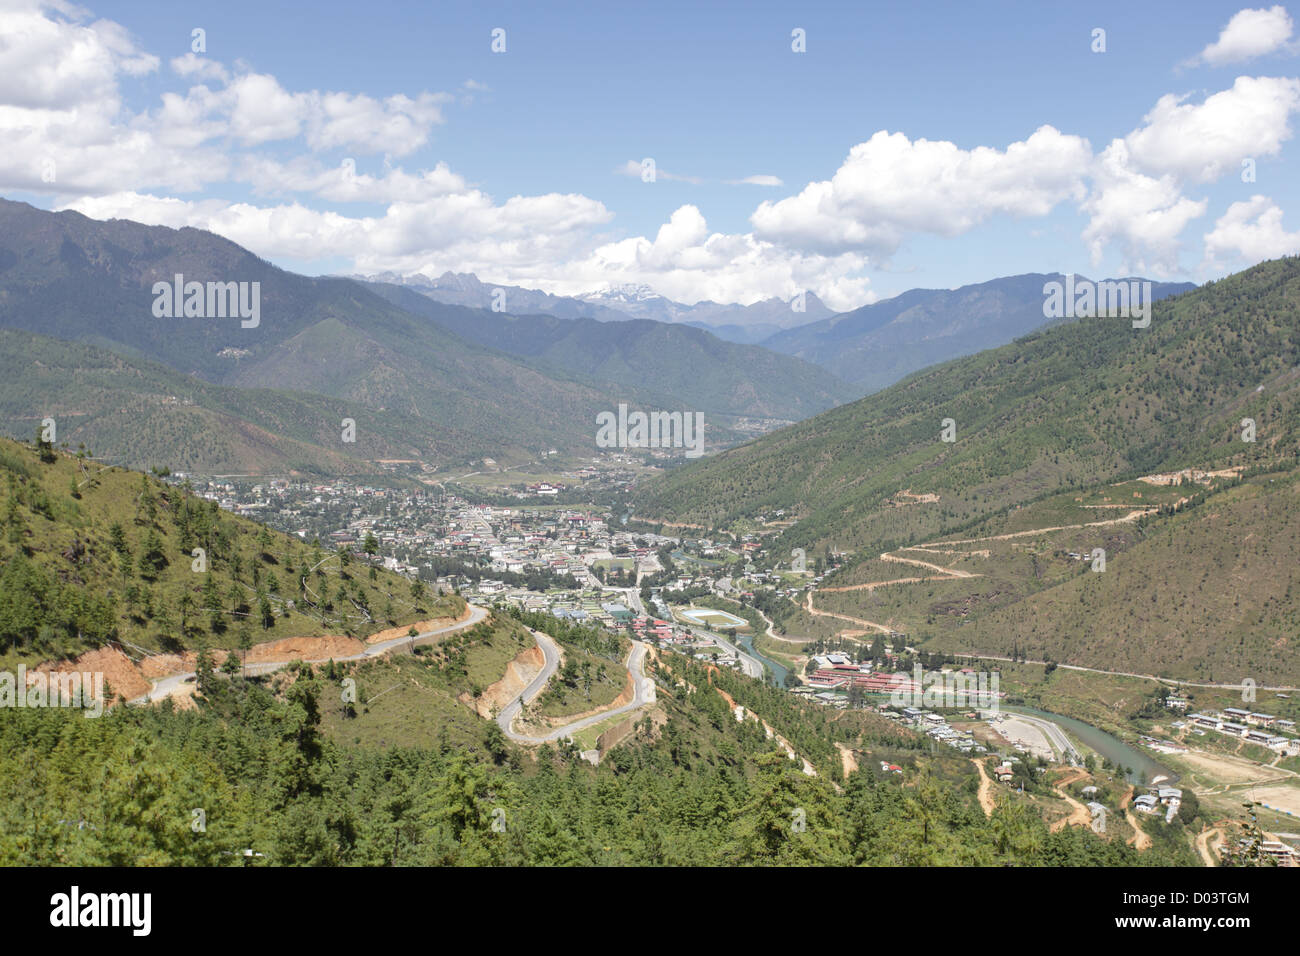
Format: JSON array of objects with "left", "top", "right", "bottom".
[
  {"left": 496, "top": 635, "right": 657, "bottom": 744},
  {"left": 132, "top": 604, "right": 491, "bottom": 704}
]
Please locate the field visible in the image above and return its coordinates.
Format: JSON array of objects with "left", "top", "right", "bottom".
[
  {"left": 1248, "top": 783, "right": 1300, "bottom": 819},
  {"left": 1168, "top": 748, "right": 1288, "bottom": 787},
  {"left": 678, "top": 607, "right": 749, "bottom": 629}
]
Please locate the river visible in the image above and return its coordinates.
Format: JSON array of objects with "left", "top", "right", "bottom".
[
  {"left": 736, "top": 632, "right": 789, "bottom": 686},
  {"left": 1004, "top": 705, "right": 1177, "bottom": 786}
]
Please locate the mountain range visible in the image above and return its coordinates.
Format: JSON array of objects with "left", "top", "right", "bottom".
[
  {"left": 761, "top": 273, "right": 1195, "bottom": 391},
  {"left": 360, "top": 270, "right": 835, "bottom": 344},
  {"left": 362, "top": 281, "right": 852, "bottom": 421},
  {"left": 364, "top": 269, "right": 1196, "bottom": 390},
  {"left": 632, "top": 256, "right": 1300, "bottom": 682},
  {"left": 0, "top": 199, "right": 850, "bottom": 472}
]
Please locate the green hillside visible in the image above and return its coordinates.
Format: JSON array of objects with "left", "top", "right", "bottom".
[
  {"left": 0, "top": 199, "right": 845, "bottom": 467},
  {"left": 0, "top": 329, "right": 485, "bottom": 474},
  {"left": 0, "top": 435, "right": 1205, "bottom": 865},
  {"left": 0, "top": 633, "right": 1183, "bottom": 865},
  {"left": 367, "top": 281, "right": 854, "bottom": 421},
  {"left": 634, "top": 257, "right": 1300, "bottom": 556},
  {"left": 0, "top": 436, "right": 462, "bottom": 668},
  {"left": 637, "top": 257, "right": 1300, "bottom": 682}
]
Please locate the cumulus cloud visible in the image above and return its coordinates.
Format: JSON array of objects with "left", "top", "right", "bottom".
[
  {"left": 0, "top": 1, "right": 453, "bottom": 202},
  {"left": 170, "top": 52, "right": 228, "bottom": 84},
  {"left": 1124, "top": 76, "right": 1300, "bottom": 182},
  {"left": 525, "top": 205, "right": 874, "bottom": 310},
  {"left": 57, "top": 191, "right": 874, "bottom": 310},
  {"left": 58, "top": 188, "right": 613, "bottom": 266},
  {"left": 1203, "top": 194, "right": 1300, "bottom": 264},
  {"left": 0, "top": 0, "right": 157, "bottom": 111},
  {"left": 1189, "top": 5, "right": 1295, "bottom": 66},
  {"left": 305, "top": 90, "right": 451, "bottom": 156},
  {"left": 1076, "top": 75, "right": 1300, "bottom": 273},
  {"left": 749, "top": 126, "right": 1091, "bottom": 255},
  {"left": 1080, "top": 140, "right": 1208, "bottom": 276}
]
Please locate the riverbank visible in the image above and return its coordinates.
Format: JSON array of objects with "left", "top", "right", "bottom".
[{"left": 1002, "top": 704, "right": 1176, "bottom": 786}]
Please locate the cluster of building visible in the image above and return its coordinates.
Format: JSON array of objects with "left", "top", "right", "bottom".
[
  {"left": 1133, "top": 785, "right": 1184, "bottom": 824},
  {"left": 805, "top": 653, "right": 913, "bottom": 691},
  {"left": 1181, "top": 709, "right": 1300, "bottom": 755},
  {"left": 884, "top": 706, "right": 991, "bottom": 754}
]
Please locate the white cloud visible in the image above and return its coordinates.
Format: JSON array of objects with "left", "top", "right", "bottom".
[
  {"left": 305, "top": 91, "right": 451, "bottom": 156},
  {"left": 170, "top": 52, "right": 228, "bottom": 84},
  {"left": 0, "top": 1, "right": 156, "bottom": 111},
  {"left": 528, "top": 205, "right": 874, "bottom": 310},
  {"left": 56, "top": 191, "right": 875, "bottom": 310},
  {"left": 1203, "top": 194, "right": 1300, "bottom": 264},
  {"left": 726, "top": 175, "right": 783, "bottom": 186},
  {"left": 749, "top": 126, "right": 1091, "bottom": 255},
  {"left": 240, "top": 157, "right": 468, "bottom": 203},
  {"left": 224, "top": 72, "right": 307, "bottom": 145},
  {"left": 1080, "top": 140, "right": 1207, "bottom": 276},
  {"left": 1190, "top": 5, "right": 1295, "bottom": 66},
  {"left": 1077, "top": 75, "right": 1300, "bottom": 273},
  {"left": 1124, "top": 76, "right": 1300, "bottom": 182},
  {"left": 0, "top": 0, "right": 454, "bottom": 202},
  {"left": 56, "top": 188, "right": 614, "bottom": 274}
]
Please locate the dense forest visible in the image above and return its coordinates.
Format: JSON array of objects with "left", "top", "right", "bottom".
[{"left": 0, "top": 644, "right": 1193, "bottom": 865}]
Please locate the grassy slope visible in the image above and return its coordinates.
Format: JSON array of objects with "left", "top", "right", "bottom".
[
  {"left": 0, "top": 329, "right": 470, "bottom": 474},
  {"left": 635, "top": 257, "right": 1300, "bottom": 556},
  {"left": 320, "top": 614, "right": 532, "bottom": 750},
  {"left": 0, "top": 436, "right": 462, "bottom": 666}
]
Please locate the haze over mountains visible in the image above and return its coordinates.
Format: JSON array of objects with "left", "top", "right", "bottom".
[
  {"left": 763, "top": 273, "right": 1196, "bottom": 391},
  {"left": 365, "top": 269, "right": 1195, "bottom": 390},
  {"left": 358, "top": 270, "right": 836, "bottom": 344}
]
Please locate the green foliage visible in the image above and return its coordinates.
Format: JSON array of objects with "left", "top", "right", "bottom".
[
  {"left": 637, "top": 257, "right": 1300, "bottom": 557},
  {"left": 0, "top": 437, "right": 463, "bottom": 665}
]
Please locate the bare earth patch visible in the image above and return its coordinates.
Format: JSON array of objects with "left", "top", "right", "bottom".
[
  {"left": 29, "top": 646, "right": 150, "bottom": 702},
  {"left": 364, "top": 607, "right": 470, "bottom": 645},
  {"left": 464, "top": 643, "right": 544, "bottom": 718},
  {"left": 245, "top": 634, "right": 366, "bottom": 664}
]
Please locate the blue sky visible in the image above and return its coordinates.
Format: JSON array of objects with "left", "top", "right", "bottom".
[{"left": 3, "top": 0, "right": 1299, "bottom": 312}]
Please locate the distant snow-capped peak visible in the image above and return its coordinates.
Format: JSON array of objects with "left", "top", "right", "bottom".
[{"left": 579, "top": 283, "right": 666, "bottom": 304}]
